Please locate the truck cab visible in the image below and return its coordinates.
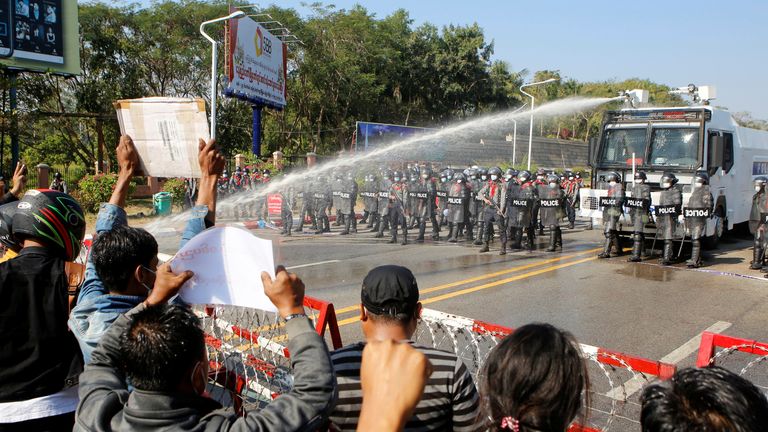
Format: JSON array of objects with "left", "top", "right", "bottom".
[{"left": 580, "top": 105, "right": 768, "bottom": 247}]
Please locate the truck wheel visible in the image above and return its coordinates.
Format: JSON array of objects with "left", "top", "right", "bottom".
[{"left": 702, "top": 206, "right": 726, "bottom": 250}]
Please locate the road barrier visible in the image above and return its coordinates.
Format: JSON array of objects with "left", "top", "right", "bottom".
[{"left": 696, "top": 331, "right": 768, "bottom": 393}]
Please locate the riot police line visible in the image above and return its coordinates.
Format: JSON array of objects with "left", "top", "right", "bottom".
[{"left": 258, "top": 164, "right": 587, "bottom": 256}]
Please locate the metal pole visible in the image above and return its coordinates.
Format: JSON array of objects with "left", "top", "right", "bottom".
[
  {"left": 512, "top": 119, "right": 517, "bottom": 165},
  {"left": 9, "top": 72, "right": 18, "bottom": 172},
  {"left": 520, "top": 79, "right": 558, "bottom": 171}
]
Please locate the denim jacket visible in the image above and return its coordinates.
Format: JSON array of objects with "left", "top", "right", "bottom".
[{"left": 68, "top": 203, "right": 209, "bottom": 364}]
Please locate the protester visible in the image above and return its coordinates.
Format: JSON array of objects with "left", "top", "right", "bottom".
[
  {"left": 357, "top": 340, "right": 432, "bottom": 432},
  {"left": 478, "top": 323, "right": 589, "bottom": 432},
  {"left": 641, "top": 366, "right": 768, "bottom": 432},
  {"left": 0, "top": 189, "right": 86, "bottom": 430},
  {"left": 68, "top": 135, "right": 225, "bottom": 363},
  {"left": 329, "top": 265, "right": 479, "bottom": 431},
  {"left": 73, "top": 265, "right": 337, "bottom": 431}
]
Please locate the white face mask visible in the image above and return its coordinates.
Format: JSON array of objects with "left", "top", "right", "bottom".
[
  {"left": 693, "top": 182, "right": 702, "bottom": 189},
  {"left": 457, "top": 179, "right": 463, "bottom": 183},
  {"left": 440, "top": 178, "right": 447, "bottom": 183},
  {"left": 491, "top": 175, "right": 498, "bottom": 181},
  {"left": 549, "top": 182, "right": 558, "bottom": 188},
  {"left": 422, "top": 174, "right": 429, "bottom": 179},
  {"left": 637, "top": 179, "right": 645, "bottom": 184},
  {"left": 609, "top": 181, "right": 616, "bottom": 186},
  {"left": 662, "top": 182, "right": 671, "bottom": 188},
  {"left": 394, "top": 177, "right": 401, "bottom": 182},
  {"left": 481, "top": 175, "right": 488, "bottom": 181},
  {"left": 756, "top": 186, "right": 763, "bottom": 192},
  {"left": 505, "top": 175, "right": 513, "bottom": 180}
]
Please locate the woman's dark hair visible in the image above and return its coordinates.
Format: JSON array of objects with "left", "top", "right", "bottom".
[
  {"left": 479, "top": 323, "right": 589, "bottom": 432},
  {"left": 641, "top": 366, "right": 768, "bottom": 432}
]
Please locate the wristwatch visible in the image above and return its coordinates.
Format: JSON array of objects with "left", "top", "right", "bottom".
[{"left": 282, "top": 313, "right": 307, "bottom": 322}]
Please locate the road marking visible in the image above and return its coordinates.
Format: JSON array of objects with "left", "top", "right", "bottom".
[
  {"left": 604, "top": 320, "right": 732, "bottom": 400},
  {"left": 158, "top": 252, "right": 174, "bottom": 262},
  {"left": 336, "top": 255, "right": 598, "bottom": 327},
  {"left": 286, "top": 260, "right": 341, "bottom": 270},
  {"left": 333, "top": 247, "right": 602, "bottom": 315}
]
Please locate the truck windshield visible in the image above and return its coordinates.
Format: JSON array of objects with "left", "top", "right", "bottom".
[
  {"left": 599, "top": 127, "right": 646, "bottom": 165},
  {"left": 648, "top": 127, "right": 699, "bottom": 167}
]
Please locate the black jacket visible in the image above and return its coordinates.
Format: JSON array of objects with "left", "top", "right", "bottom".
[
  {"left": 74, "top": 303, "right": 337, "bottom": 431},
  {"left": 0, "top": 247, "right": 83, "bottom": 402}
]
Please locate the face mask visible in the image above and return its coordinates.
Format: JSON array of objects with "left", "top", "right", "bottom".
[
  {"left": 140, "top": 265, "right": 156, "bottom": 295},
  {"left": 609, "top": 181, "right": 617, "bottom": 186},
  {"left": 457, "top": 180, "right": 463, "bottom": 183},
  {"left": 505, "top": 175, "right": 512, "bottom": 181},
  {"left": 441, "top": 177, "right": 447, "bottom": 183},
  {"left": 757, "top": 186, "right": 763, "bottom": 192},
  {"left": 491, "top": 175, "right": 498, "bottom": 181},
  {"left": 662, "top": 182, "right": 671, "bottom": 188},
  {"left": 481, "top": 176, "right": 488, "bottom": 181},
  {"left": 549, "top": 182, "right": 558, "bottom": 188},
  {"left": 693, "top": 182, "right": 702, "bottom": 189},
  {"left": 394, "top": 177, "right": 401, "bottom": 182},
  {"left": 422, "top": 174, "right": 429, "bottom": 179},
  {"left": 470, "top": 175, "right": 477, "bottom": 180},
  {"left": 636, "top": 179, "right": 645, "bottom": 184}
]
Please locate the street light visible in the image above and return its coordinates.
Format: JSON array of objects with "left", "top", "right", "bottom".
[
  {"left": 200, "top": 10, "right": 247, "bottom": 139},
  {"left": 520, "top": 77, "right": 559, "bottom": 170},
  {"left": 509, "top": 103, "right": 527, "bottom": 165}
]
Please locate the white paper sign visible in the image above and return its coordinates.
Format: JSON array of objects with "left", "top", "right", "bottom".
[
  {"left": 114, "top": 97, "right": 208, "bottom": 178},
  {"left": 170, "top": 226, "right": 277, "bottom": 312}
]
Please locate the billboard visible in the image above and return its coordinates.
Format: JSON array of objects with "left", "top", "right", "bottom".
[
  {"left": 225, "top": 10, "right": 287, "bottom": 110},
  {"left": 0, "top": 0, "right": 79, "bottom": 75}
]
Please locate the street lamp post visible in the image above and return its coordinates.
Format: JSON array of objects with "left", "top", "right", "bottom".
[
  {"left": 520, "top": 78, "right": 559, "bottom": 170},
  {"left": 200, "top": 10, "right": 246, "bottom": 140},
  {"left": 510, "top": 103, "right": 527, "bottom": 166}
]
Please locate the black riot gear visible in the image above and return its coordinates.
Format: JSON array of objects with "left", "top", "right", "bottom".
[
  {"left": 627, "top": 172, "right": 651, "bottom": 262},
  {"left": 685, "top": 172, "right": 713, "bottom": 267}
]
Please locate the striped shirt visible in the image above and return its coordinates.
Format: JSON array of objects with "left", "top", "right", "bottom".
[{"left": 329, "top": 341, "right": 479, "bottom": 431}]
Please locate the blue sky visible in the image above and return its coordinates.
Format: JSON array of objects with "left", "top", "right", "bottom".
[{"left": 137, "top": 0, "right": 768, "bottom": 118}]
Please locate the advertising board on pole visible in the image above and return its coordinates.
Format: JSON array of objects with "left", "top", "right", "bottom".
[{"left": 225, "top": 12, "right": 287, "bottom": 110}]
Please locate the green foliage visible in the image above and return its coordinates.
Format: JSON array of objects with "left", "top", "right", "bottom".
[
  {"left": 162, "top": 178, "right": 187, "bottom": 208},
  {"left": 76, "top": 174, "right": 135, "bottom": 213}
]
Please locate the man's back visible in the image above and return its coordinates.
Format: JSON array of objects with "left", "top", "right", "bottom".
[{"left": 329, "top": 342, "right": 479, "bottom": 431}]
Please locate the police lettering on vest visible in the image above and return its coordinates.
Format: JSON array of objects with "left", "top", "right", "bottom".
[
  {"left": 654, "top": 204, "right": 680, "bottom": 215},
  {"left": 599, "top": 197, "right": 620, "bottom": 208},
  {"left": 683, "top": 208, "right": 711, "bottom": 218},
  {"left": 625, "top": 198, "right": 650, "bottom": 209},
  {"left": 540, "top": 199, "right": 561, "bottom": 208}
]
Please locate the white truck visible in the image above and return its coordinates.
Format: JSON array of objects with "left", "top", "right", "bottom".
[{"left": 580, "top": 86, "right": 768, "bottom": 247}]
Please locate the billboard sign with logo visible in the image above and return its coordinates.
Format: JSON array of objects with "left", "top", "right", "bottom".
[{"left": 226, "top": 10, "right": 287, "bottom": 110}]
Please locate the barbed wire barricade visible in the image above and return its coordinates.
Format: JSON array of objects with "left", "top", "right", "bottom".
[
  {"left": 192, "top": 296, "right": 343, "bottom": 415},
  {"left": 413, "top": 308, "right": 675, "bottom": 432},
  {"left": 696, "top": 332, "right": 768, "bottom": 394}
]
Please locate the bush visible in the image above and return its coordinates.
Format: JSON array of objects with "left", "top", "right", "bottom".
[
  {"left": 162, "top": 178, "right": 187, "bottom": 208},
  {"left": 76, "top": 174, "right": 135, "bottom": 213}
]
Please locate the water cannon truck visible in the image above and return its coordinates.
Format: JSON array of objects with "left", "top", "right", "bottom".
[{"left": 580, "top": 84, "right": 768, "bottom": 248}]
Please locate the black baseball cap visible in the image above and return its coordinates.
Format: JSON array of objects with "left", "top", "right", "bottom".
[{"left": 361, "top": 265, "right": 419, "bottom": 317}]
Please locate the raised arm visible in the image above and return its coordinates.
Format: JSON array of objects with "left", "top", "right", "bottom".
[{"left": 109, "top": 135, "right": 139, "bottom": 209}]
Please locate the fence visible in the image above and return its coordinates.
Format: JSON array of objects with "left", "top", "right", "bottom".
[
  {"left": 22, "top": 164, "right": 88, "bottom": 192},
  {"left": 696, "top": 331, "right": 768, "bottom": 393}
]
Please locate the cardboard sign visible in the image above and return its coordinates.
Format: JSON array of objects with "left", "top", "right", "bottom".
[
  {"left": 171, "top": 227, "right": 276, "bottom": 311},
  {"left": 114, "top": 97, "right": 208, "bottom": 178}
]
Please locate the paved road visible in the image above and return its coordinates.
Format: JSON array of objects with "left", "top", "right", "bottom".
[{"left": 157, "top": 218, "right": 768, "bottom": 367}]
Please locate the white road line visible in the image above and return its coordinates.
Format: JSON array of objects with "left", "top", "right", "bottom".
[
  {"left": 286, "top": 260, "right": 341, "bottom": 270},
  {"left": 158, "top": 253, "right": 174, "bottom": 262},
  {"left": 605, "top": 320, "right": 732, "bottom": 400}
]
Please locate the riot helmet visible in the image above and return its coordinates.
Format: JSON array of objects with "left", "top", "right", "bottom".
[
  {"left": 546, "top": 173, "right": 560, "bottom": 188},
  {"left": 468, "top": 168, "right": 478, "bottom": 180},
  {"left": 634, "top": 171, "right": 647, "bottom": 183},
  {"left": 454, "top": 172, "right": 466, "bottom": 183},
  {"left": 660, "top": 172, "right": 678, "bottom": 189},
  {"left": 504, "top": 168, "right": 517, "bottom": 181},
  {"left": 605, "top": 171, "right": 621, "bottom": 184},
  {"left": 54, "top": 172, "right": 62, "bottom": 180},
  {"left": 392, "top": 171, "right": 403, "bottom": 182},
  {"left": 517, "top": 170, "right": 532, "bottom": 183},
  {"left": 478, "top": 168, "right": 488, "bottom": 181},
  {"left": 693, "top": 171, "right": 709, "bottom": 188},
  {"left": 755, "top": 176, "right": 768, "bottom": 192},
  {"left": 488, "top": 167, "right": 502, "bottom": 182},
  {"left": 445, "top": 168, "right": 455, "bottom": 181}
]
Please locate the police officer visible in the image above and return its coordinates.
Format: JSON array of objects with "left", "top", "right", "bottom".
[
  {"left": 597, "top": 171, "right": 625, "bottom": 258},
  {"left": 388, "top": 170, "right": 409, "bottom": 245},
  {"left": 437, "top": 169, "right": 450, "bottom": 228},
  {"left": 469, "top": 168, "right": 484, "bottom": 245},
  {"left": 407, "top": 169, "right": 420, "bottom": 229},
  {"left": 563, "top": 171, "right": 580, "bottom": 229},
  {"left": 539, "top": 173, "right": 566, "bottom": 252},
  {"left": 280, "top": 185, "right": 295, "bottom": 236},
  {"left": 410, "top": 168, "right": 429, "bottom": 242},
  {"left": 532, "top": 168, "right": 547, "bottom": 235},
  {"left": 423, "top": 166, "right": 440, "bottom": 240},
  {"left": 375, "top": 170, "right": 393, "bottom": 238},
  {"left": 685, "top": 172, "right": 714, "bottom": 268},
  {"left": 750, "top": 177, "right": 768, "bottom": 271},
  {"left": 656, "top": 172, "right": 682, "bottom": 265},
  {"left": 361, "top": 173, "right": 378, "bottom": 228},
  {"left": 508, "top": 170, "right": 537, "bottom": 251},
  {"left": 478, "top": 167, "right": 507, "bottom": 255},
  {"left": 314, "top": 175, "right": 331, "bottom": 234},
  {"left": 296, "top": 176, "right": 316, "bottom": 232},
  {"left": 447, "top": 172, "right": 469, "bottom": 243},
  {"left": 627, "top": 171, "right": 651, "bottom": 262},
  {"left": 331, "top": 172, "right": 344, "bottom": 226}
]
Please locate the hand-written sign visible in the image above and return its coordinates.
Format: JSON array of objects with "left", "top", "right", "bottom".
[
  {"left": 653, "top": 205, "right": 680, "bottom": 216},
  {"left": 171, "top": 226, "right": 277, "bottom": 311},
  {"left": 625, "top": 198, "right": 650, "bottom": 209},
  {"left": 683, "top": 208, "right": 711, "bottom": 218},
  {"left": 540, "top": 199, "right": 562, "bottom": 208}
]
